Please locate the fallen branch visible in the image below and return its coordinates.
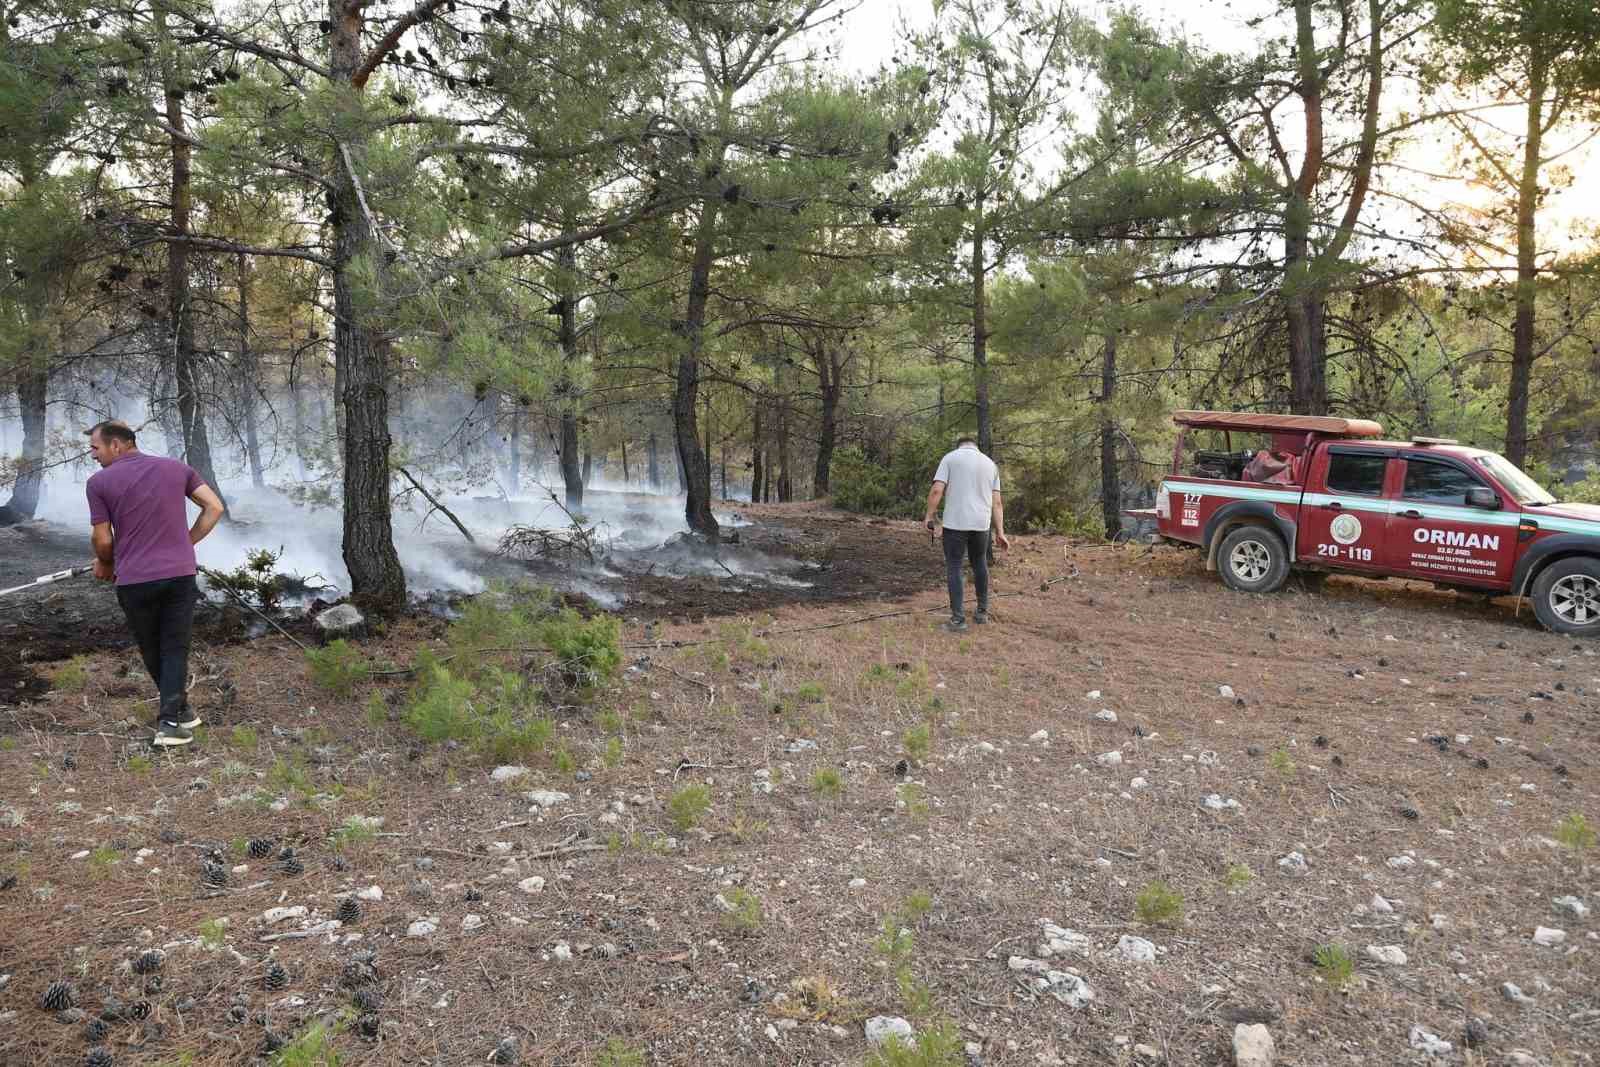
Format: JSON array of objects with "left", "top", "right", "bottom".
[{"left": 397, "top": 467, "right": 475, "bottom": 544}]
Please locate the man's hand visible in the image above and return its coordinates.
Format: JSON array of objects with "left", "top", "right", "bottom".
[
  {"left": 994, "top": 531, "right": 1011, "bottom": 550},
  {"left": 93, "top": 558, "right": 115, "bottom": 581}
]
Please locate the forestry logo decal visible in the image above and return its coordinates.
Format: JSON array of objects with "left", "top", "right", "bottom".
[{"left": 1329, "top": 513, "right": 1364, "bottom": 545}]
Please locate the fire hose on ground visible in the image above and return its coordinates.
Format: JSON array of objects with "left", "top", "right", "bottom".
[{"left": 0, "top": 563, "right": 95, "bottom": 600}]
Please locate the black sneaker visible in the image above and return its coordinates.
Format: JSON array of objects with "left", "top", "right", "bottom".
[
  {"left": 973, "top": 609, "right": 989, "bottom": 625},
  {"left": 152, "top": 723, "right": 194, "bottom": 748},
  {"left": 943, "top": 617, "right": 968, "bottom": 633}
]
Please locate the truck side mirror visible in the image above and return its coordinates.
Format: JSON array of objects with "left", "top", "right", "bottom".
[{"left": 1466, "top": 487, "right": 1501, "bottom": 510}]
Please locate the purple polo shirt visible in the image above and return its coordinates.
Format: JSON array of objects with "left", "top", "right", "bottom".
[{"left": 86, "top": 451, "right": 204, "bottom": 586}]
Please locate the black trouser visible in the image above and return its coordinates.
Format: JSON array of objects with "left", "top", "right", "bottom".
[
  {"left": 115, "top": 575, "right": 198, "bottom": 726},
  {"left": 942, "top": 529, "right": 990, "bottom": 620}
]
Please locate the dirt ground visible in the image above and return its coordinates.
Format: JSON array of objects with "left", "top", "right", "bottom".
[{"left": 0, "top": 505, "right": 1595, "bottom": 1067}]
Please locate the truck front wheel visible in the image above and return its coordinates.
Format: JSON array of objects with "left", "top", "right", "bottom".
[
  {"left": 1217, "top": 525, "right": 1290, "bottom": 595},
  {"left": 1531, "top": 557, "right": 1600, "bottom": 637}
]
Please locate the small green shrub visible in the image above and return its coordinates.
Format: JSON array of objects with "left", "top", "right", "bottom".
[
  {"left": 50, "top": 655, "right": 90, "bottom": 693},
  {"left": 329, "top": 815, "right": 381, "bottom": 851},
  {"left": 595, "top": 1038, "right": 645, "bottom": 1067},
  {"left": 1268, "top": 748, "right": 1295, "bottom": 777},
  {"left": 270, "top": 1018, "right": 341, "bottom": 1066},
  {"left": 204, "top": 547, "right": 294, "bottom": 613},
  {"left": 88, "top": 845, "right": 119, "bottom": 877},
  {"left": 897, "top": 781, "right": 929, "bottom": 818},
  {"left": 864, "top": 1019, "right": 965, "bottom": 1067},
  {"left": 1222, "top": 863, "right": 1253, "bottom": 890},
  {"left": 267, "top": 757, "right": 313, "bottom": 796},
  {"left": 603, "top": 736, "right": 624, "bottom": 768},
  {"left": 229, "top": 725, "right": 259, "bottom": 750},
  {"left": 795, "top": 681, "right": 825, "bottom": 704},
  {"left": 719, "top": 886, "right": 763, "bottom": 935},
  {"left": 1135, "top": 880, "right": 1184, "bottom": 926},
  {"left": 597, "top": 709, "right": 624, "bottom": 735},
  {"left": 197, "top": 918, "right": 227, "bottom": 948},
  {"left": 552, "top": 744, "right": 576, "bottom": 773},
  {"left": 667, "top": 783, "right": 711, "bottom": 832},
  {"left": 405, "top": 662, "right": 478, "bottom": 742},
  {"left": 476, "top": 712, "right": 554, "bottom": 765},
  {"left": 365, "top": 691, "right": 388, "bottom": 726},
  {"left": 830, "top": 445, "right": 897, "bottom": 514},
  {"left": 902, "top": 724, "right": 931, "bottom": 763},
  {"left": 1312, "top": 943, "right": 1354, "bottom": 988},
  {"left": 539, "top": 609, "right": 622, "bottom": 689},
  {"left": 305, "top": 640, "right": 369, "bottom": 696},
  {"left": 1555, "top": 813, "right": 1595, "bottom": 851},
  {"left": 811, "top": 767, "right": 844, "bottom": 798},
  {"left": 126, "top": 754, "right": 152, "bottom": 775}
]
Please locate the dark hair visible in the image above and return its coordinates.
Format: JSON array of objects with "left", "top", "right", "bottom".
[
  {"left": 956, "top": 435, "right": 977, "bottom": 446},
  {"left": 86, "top": 420, "right": 137, "bottom": 446}
]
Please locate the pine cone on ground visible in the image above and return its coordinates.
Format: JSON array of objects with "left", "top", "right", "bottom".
[
  {"left": 260, "top": 1030, "right": 285, "bottom": 1054},
  {"left": 132, "top": 950, "right": 164, "bottom": 975},
  {"left": 464, "top": 887, "right": 484, "bottom": 903},
  {"left": 62, "top": 753, "right": 78, "bottom": 771},
  {"left": 41, "top": 980, "right": 76, "bottom": 1012},
  {"left": 277, "top": 849, "right": 304, "bottom": 876},
  {"left": 336, "top": 898, "right": 361, "bottom": 924},
  {"left": 201, "top": 861, "right": 228, "bottom": 888},
  {"left": 490, "top": 1038, "right": 519, "bottom": 1065},
  {"left": 263, "top": 962, "right": 288, "bottom": 991},
  {"left": 357, "top": 1013, "right": 381, "bottom": 1039},
  {"left": 247, "top": 839, "right": 274, "bottom": 859},
  {"left": 227, "top": 1004, "right": 247, "bottom": 1023},
  {"left": 85, "top": 1047, "right": 114, "bottom": 1067},
  {"left": 340, "top": 960, "right": 378, "bottom": 988},
  {"left": 352, "top": 985, "right": 383, "bottom": 1013},
  {"left": 83, "top": 1019, "right": 109, "bottom": 1043},
  {"left": 142, "top": 975, "right": 162, "bottom": 995},
  {"left": 128, "top": 1000, "right": 151, "bottom": 1021}
]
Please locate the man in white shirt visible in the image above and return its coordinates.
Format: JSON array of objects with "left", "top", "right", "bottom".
[{"left": 923, "top": 436, "right": 1010, "bottom": 631}]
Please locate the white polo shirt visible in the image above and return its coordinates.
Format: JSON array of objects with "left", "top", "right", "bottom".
[{"left": 933, "top": 444, "right": 1000, "bottom": 532}]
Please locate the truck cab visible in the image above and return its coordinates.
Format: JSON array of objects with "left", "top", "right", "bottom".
[{"left": 1141, "top": 410, "right": 1600, "bottom": 637}]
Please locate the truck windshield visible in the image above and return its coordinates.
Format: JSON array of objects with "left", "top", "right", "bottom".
[{"left": 1475, "top": 454, "right": 1557, "bottom": 506}]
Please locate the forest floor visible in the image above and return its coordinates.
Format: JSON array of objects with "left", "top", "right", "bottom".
[{"left": 0, "top": 502, "right": 1596, "bottom": 1067}]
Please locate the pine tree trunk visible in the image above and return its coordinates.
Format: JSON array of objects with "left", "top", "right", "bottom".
[
  {"left": 619, "top": 435, "right": 629, "bottom": 487},
  {"left": 971, "top": 198, "right": 993, "bottom": 455},
  {"left": 1100, "top": 332, "right": 1121, "bottom": 540},
  {"left": 1505, "top": 57, "right": 1548, "bottom": 468},
  {"left": 647, "top": 431, "right": 660, "bottom": 491},
  {"left": 330, "top": 1, "right": 404, "bottom": 612},
  {"left": 237, "top": 254, "right": 265, "bottom": 489},
  {"left": 751, "top": 397, "right": 763, "bottom": 504},
  {"left": 508, "top": 406, "right": 522, "bottom": 492},
  {"left": 777, "top": 382, "right": 792, "bottom": 503},
  {"left": 814, "top": 347, "right": 839, "bottom": 498},
  {"left": 673, "top": 203, "right": 720, "bottom": 539},
  {"left": 0, "top": 364, "right": 47, "bottom": 523},
  {"left": 556, "top": 245, "right": 585, "bottom": 509},
  {"left": 161, "top": 17, "right": 226, "bottom": 511}
]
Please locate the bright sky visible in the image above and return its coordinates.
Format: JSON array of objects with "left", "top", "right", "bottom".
[{"left": 829, "top": 0, "right": 1599, "bottom": 264}]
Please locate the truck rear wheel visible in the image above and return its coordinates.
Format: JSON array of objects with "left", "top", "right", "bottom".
[
  {"left": 1531, "top": 557, "right": 1600, "bottom": 637},
  {"left": 1217, "top": 525, "right": 1289, "bottom": 595}
]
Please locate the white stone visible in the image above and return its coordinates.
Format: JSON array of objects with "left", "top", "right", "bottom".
[
  {"left": 1201, "top": 794, "right": 1241, "bottom": 812},
  {"left": 70, "top": 850, "right": 90, "bottom": 860},
  {"left": 1096, "top": 750, "right": 1123, "bottom": 767},
  {"left": 1454, "top": 734, "right": 1471, "bottom": 744},
  {"left": 1552, "top": 896, "right": 1589, "bottom": 919},
  {"left": 1386, "top": 855, "right": 1415, "bottom": 870},
  {"left": 848, "top": 878, "right": 867, "bottom": 889},
  {"left": 1408, "top": 1027, "right": 1452, "bottom": 1058},
  {"left": 1030, "top": 729, "right": 1050, "bottom": 743},
  {"left": 1134, "top": 1044, "right": 1162, "bottom": 1061},
  {"left": 490, "top": 765, "right": 529, "bottom": 782},
  {"left": 524, "top": 790, "right": 571, "bottom": 809},
  {"left": 1038, "top": 924, "right": 1092, "bottom": 958},
  {"left": 1007, "top": 955, "right": 1050, "bottom": 975},
  {"left": 518, "top": 876, "right": 546, "bottom": 895},
  {"left": 1130, "top": 777, "right": 1149, "bottom": 790},
  {"left": 406, "top": 918, "right": 438, "bottom": 938},
  {"left": 313, "top": 603, "right": 365, "bottom": 637},
  {"left": 356, "top": 885, "right": 383, "bottom": 902},
  {"left": 1232, "top": 1023, "right": 1275, "bottom": 1067},
  {"left": 976, "top": 741, "right": 999, "bottom": 755},
  {"left": 865, "top": 1016, "right": 914, "bottom": 1046},
  {"left": 1370, "top": 894, "right": 1394, "bottom": 914},
  {"left": 1116, "top": 935, "right": 1157, "bottom": 963},
  {"left": 1364, "top": 944, "right": 1407, "bottom": 966},
  {"left": 552, "top": 942, "right": 573, "bottom": 962},
  {"left": 1040, "top": 971, "right": 1095, "bottom": 1008},
  {"left": 1087, "top": 690, "right": 1102, "bottom": 700},
  {"left": 1277, "top": 852, "right": 1309, "bottom": 874},
  {"left": 1503, "top": 1051, "right": 1544, "bottom": 1066},
  {"left": 461, "top": 914, "right": 484, "bottom": 932},
  {"left": 1532, "top": 926, "right": 1566, "bottom": 947},
  {"left": 1095, "top": 709, "right": 1118, "bottom": 723},
  {"left": 260, "top": 906, "right": 307, "bottom": 925},
  {"left": 785, "top": 739, "right": 818, "bottom": 753},
  {"left": 1218, "top": 685, "right": 1236, "bottom": 699}
]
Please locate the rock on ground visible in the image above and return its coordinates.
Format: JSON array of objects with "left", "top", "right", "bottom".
[
  {"left": 1232, "top": 1023, "right": 1275, "bottom": 1067},
  {"left": 313, "top": 603, "right": 366, "bottom": 642},
  {"left": 864, "top": 1016, "right": 913, "bottom": 1046}
]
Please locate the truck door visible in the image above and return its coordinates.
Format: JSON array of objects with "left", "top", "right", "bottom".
[
  {"left": 1387, "top": 455, "right": 1520, "bottom": 586},
  {"left": 1298, "top": 447, "right": 1392, "bottom": 571}
]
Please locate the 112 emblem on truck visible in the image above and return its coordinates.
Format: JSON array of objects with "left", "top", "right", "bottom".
[{"left": 1131, "top": 411, "right": 1600, "bottom": 636}]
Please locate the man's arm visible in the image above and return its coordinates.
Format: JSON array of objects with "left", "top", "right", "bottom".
[
  {"left": 923, "top": 481, "right": 946, "bottom": 530},
  {"left": 189, "top": 485, "right": 225, "bottom": 545},
  {"left": 991, "top": 491, "right": 1010, "bottom": 549},
  {"left": 91, "top": 522, "right": 115, "bottom": 580}
]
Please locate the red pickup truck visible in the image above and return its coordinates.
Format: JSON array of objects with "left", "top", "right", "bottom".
[{"left": 1141, "top": 410, "right": 1600, "bottom": 637}]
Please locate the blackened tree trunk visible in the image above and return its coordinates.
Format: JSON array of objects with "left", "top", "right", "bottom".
[
  {"left": 236, "top": 254, "right": 265, "bottom": 489},
  {"left": 619, "top": 436, "right": 629, "bottom": 486},
  {"left": 0, "top": 364, "right": 47, "bottom": 523},
  {"left": 647, "top": 430, "right": 660, "bottom": 490},
  {"left": 673, "top": 201, "right": 720, "bottom": 538},
  {"left": 508, "top": 406, "right": 522, "bottom": 492},
  {"left": 1100, "top": 332, "right": 1120, "bottom": 540},
  {"left": 751, "top": 397, "right": 763, "bottom": 505},
  {"left": 814, "top": 345, "right": 840, "bottom": 498},
  {"left": 1505, "top": 55, "right": 1549, "bottom": 468},
  {"left": 556, "top": 244, "right": 584, "bottom": 509},
  {"left": 776, "top": 386, "right": 792, "bottom": 503},
  {"left": 330, "top": 0, "right": 405, "bottom": 612},
  {"left": 161, "top": 14, "right": 226, "bottom": 511}
]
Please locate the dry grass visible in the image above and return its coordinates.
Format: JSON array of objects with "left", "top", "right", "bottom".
[{"left": 0, "top": 525, "right": 1595, "bottom": 1066}]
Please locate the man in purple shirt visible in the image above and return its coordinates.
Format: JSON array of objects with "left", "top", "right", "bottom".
[{"left": 86, "top": 420, "right": 225, "bottom": 747}]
